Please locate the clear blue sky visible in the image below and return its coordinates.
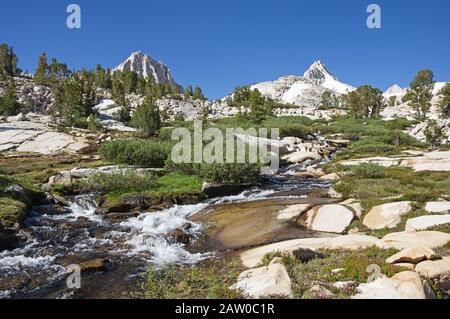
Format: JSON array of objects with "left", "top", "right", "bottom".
[{"left": 1, "top": 0, "right": 449, "bottom": 99}]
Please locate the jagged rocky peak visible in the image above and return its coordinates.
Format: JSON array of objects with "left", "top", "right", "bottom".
[
  {"left": 383, "top": 84, "right": 407, "bottom": 98},
  {"left": 113, "top": 51, "right": 179, "bottom": 87},
  {"left": 303, "top": 60, "right": 337, "bottom": 84}
]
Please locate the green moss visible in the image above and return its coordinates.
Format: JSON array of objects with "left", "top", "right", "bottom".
[
  {"left": 105, "top": 172, "right": 203, "bottom": 202},
  {"left": 0, "top": 197, "right": 28, "bottom": 228},
  {"left": 141, "top": 259, "right": 244, "bottom": 299}
]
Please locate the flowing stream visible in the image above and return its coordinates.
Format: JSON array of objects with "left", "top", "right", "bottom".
[{"left": 0, "top": 172, "right": 331, "bottom": 299}]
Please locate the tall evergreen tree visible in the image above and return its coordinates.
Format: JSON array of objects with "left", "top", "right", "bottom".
[
  {"left": 34, "top": 52, "right": 49, "bottom": 85},
  {"left": 0, "top": 79, "right": 20, "bottom": 116},
  {"left": 404, "top": 70, "right": 434, "bottom": 120},
  {"left": 193, "top": 86, "right": 205, "bottom": 100},
  {"left": 131, "top": 94, "right": 161, "bottom": 137},
  {"left": 61, "top": 70, "right": 97, "bottom": 125},
  {"left": 122, "top": 71, "right": 138, "bottom": 94},
  {"left": 184, "top": 85, "right": 193, "bottom": 99},
  {"left": 0, "top": 44, "right": 20, "bottom": 80},
  {"left": 112, "top": 78, "right": 126, "bottom": 106},
  {"left": 438, "top": 83, "right": 450, "bottom": 117}
]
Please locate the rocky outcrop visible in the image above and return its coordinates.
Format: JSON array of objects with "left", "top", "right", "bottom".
[
  {"left": 230, "top": 262, "right": 293, "bottom": 299},
  {"left": 425, "top": 202, "right": 450, "bottom": 214},
  {"left": 386, "top": 247, "right": 436, "bottom": 265},
  {"left": 381, "top": 231, "right": 450, "bottom": 250},
  {"left": 339, "top": 151, "right": 450, "bottom": 172},
  {"left": 362, "top": 202, "right": 412, "bottom": 230},
  {"left": 277, "top": 204, "right": 311, "bottom": 220},
  {"left": 298, "top": 204, "right": 354, "bottom": 234},
  {"left": 415, "top": 256, "right": 450, "bottom": 294},
  {"left": 0, "top": 120, "right": 90, "bottom": 154},
  {"left": 405, "top": 215, "right": 450, "bottom": 232},
  {"left": 352, "top": 271, "right": 427, "bottom": 299}
]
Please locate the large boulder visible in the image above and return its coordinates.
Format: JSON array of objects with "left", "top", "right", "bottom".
[
  {"left": 230, "top": 263, "right": 293, "bottom": 299},
  {"left": 352, "top": 271, "right": 427, "bottom": 299},
  {"left": 405, "top": 215, "right": 450, "bottom": 232},
  {"left": 382, "top": 231, "right": 450, "bottom": 250},
  {"left": 277, "top": 204, "right": 311, "bottom": 221},
  {"left": 282, "top": 151, "right": 322, "bottom": 164},
  {"left": 340, "top": 199, "right": 364, "bottom": 219},
  {"left": 386, "top": 247, "right": 436, "bottom": 264},
  {"left": 415, "top": 256, "right": 450, "bottom": 293},
  {"left": 298, "top": 204, "right": 354, "bottom": 234},
  {"left": 362, "top": 201, "right": 412, "bottom": 230},
  {"left": 425, "top": 202, "right": 450, "bottom": 214}
]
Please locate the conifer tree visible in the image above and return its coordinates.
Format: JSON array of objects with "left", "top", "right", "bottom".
[
  {"left": 438, "top": 83, "right": 450, "bottom": 117},
  {"left": 34, "top": 52, "right": 49, "bottom": 85},
  {"left": 193, "top": 86, "right": 205, "bottom": 100},
  {"left": 0, "top": 79, "right": 20, "bottom": 116},
  {"left": 184, "top": 85, "right": 193, "bottom": 99},
  {"left": 345, "top": 85, "right": 384, "bottom": 119},
  {"left": 61, "top": 70, "right": 97, "bottom": 125},
  {"left": 404, "top": 70, "right": 434, "bottom": 120},
  {"left": 131, "top": 94, "right": 161, "bottom": 137},
  {"left": 0, "top": 44, "right": 20, "bottom": 80}
]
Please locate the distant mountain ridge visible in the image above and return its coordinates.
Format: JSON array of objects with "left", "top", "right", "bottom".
[
  {"left": 113, "top": 51, "right": 181, "bottom": 89},
  {"left": 249, "top": 60, "right": 355, "bottom": 107}
]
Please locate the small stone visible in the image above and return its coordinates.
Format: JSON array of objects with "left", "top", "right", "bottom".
[
  {"left": 292, "top": 248, "right": 326, "bottom": 263},
  {"left": 309, "top": 284, "right": 333, "bottom": 299}
]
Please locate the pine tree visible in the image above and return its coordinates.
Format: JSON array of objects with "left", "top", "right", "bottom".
[
  {"left": 404, "top": 70, "right": 434, "bottom": 120},
  {"left": 247, "top": 89, "right": 271, "bottom": 124},
  {"left": 48, "top": 58, "right": 69, "bottom": 84},
  {"left": 122, "top": 71, "right": 138, "bottom": 94},
  {"left": 95, "top": 64, "right": 106, "bottom": 88},
  {"left": 131, "top": 94, "right": 161, "bottom": 137},
  {"left": 61, "top": 70, "right": 97, "bottom": 125},
  {"left": 345, "top": 85, "right": 384, "bottom": 119},
  {"left": 424, "top": 120, "right": 447, "bottom": 150},
  {"left": 0, "top": 79, "right": 20, "bottom": 116},
  {"left": 0, "top": 44, "right": 20, "bottom": 80},
  {"left": 438, "top": 83, "right": 450, "bottom": 117},
  {"left": 193, "top": 86, "right": 205, "bottom": 100},
  {"left": 34, "top": 52, "right": 49, "bottom": 85},
  {"left": 112, "top": 78, "right": 126, "bottom": 106},
  {"left": 184, "top": 85, "right": 193, "bottom": 99},
  {"left": 319, "top": 91, "right": 336, "bottom": 110}
]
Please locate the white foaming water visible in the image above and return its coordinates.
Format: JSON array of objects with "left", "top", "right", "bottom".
[
  {"left": 121, "top": 203, "right": 210, "bottom": 265},
  {"left": 0, "top": 255, "right": 55, "bottom": 272},
  {"left": 67, "top": 195, "right": 102, "bottom": 222},
  {"left": 0, "top": 290, "right": 11, "bottom": 299}
]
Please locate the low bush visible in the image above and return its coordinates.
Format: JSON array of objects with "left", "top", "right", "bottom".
[
  {"left": 166, "top": 161, "right": 261, "bottom": 184},
  {"left": 79, "top": 172, "right": 157, "bottom": 194},
  {"left": 349, "top": 163, "right": 386, "bottom": 179},
  {"left": 142, "top": 261, "right": 244, "bottom": 299},
  {"left": 99, "top": 140, "right": 172, "bottom": 167}
]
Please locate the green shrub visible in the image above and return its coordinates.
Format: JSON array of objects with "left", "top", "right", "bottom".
[
  {"left": 166, "top": 161, "right": 261, "bottom": 184},
  {"left": 348, "top": 138, "right": 395, "bottom": 155},
  {"left": 142, "top": 262, "right": 243, "bottom": 299},
  {"left": 99, "top": 140, "right": 172, "bottom": 167},
  {"left": 350, "top": 163, "right": 386, "bottom": 179},
  {"left": 79, "top": 171, "right": 157, "bottom": 193}
]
